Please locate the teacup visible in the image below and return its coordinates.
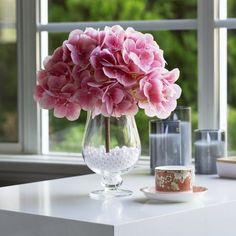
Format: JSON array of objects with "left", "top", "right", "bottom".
[{"left": 155, "top": 166, "right": 194, "bottom": 192}]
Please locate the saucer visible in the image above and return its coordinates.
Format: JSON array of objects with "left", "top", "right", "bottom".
[{"left": 140, "top": 186, "right": 207, "bottom": 203}]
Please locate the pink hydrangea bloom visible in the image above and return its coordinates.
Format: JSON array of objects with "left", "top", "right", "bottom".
[
  {"left": 34, "top": 25, "right": 181, "bottom": 121},
  {"left": 64, "top": 29, "right": 98, "bottom": 68},
  {"left": 100, "top": 84, "right": 138, "bottom": 117},
  {"left": 138, "top": 68, "right": 181, "bottom": 119},
  {"left": 102, "top": 25, "right": 126, "bottom": 50},
  {"left": 34, "top": 53, "right": 81, "bottom": 121},
  {"left": 123, "top": 27, "right": 165, "bottom": 73}
]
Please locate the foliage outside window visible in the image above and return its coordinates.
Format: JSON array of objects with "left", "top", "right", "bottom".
[{"left": 0, "top": 0, "right": 18, "bottom": 143}]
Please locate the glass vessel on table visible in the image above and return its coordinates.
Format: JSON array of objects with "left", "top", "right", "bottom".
[{"left": 82, "top": 113, "right": 141, "bottom": 199}]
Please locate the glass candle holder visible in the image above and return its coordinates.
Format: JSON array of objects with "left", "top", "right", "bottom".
[
  {"left": 167, "top": 106, "right": 192, "bottom": 166},
  {"left": 149, "top": 120, "right": 181, "bottom": 174},
  {"left": 194, "top": 129, "right": 226, "bottom": 174}
]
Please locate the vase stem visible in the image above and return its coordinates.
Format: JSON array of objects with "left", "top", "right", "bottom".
[{"left": 105, "top": 117, "right": 110, "bottom": 153}]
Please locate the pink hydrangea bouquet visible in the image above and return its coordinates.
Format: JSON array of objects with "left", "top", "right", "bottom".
[{"left": 34, "top": 25, "right": 181, "bottom": 121}]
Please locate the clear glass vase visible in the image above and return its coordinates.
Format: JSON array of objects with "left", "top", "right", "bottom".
[{"left": 82, "top": 113, "right": 141, "bottom": 199}]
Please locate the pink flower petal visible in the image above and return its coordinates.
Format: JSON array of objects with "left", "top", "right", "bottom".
[
  {"left": 145, "top": 79, "right": 163, "bottom": 103},
  {"left": 140, "top": 51, "right": 154, "bottom": 66},
  {"left": 123, "top": 39, "right": 136, "bottom": 53},
  {"left": 43, "top": 56, "right": 51, "bottom": 69},
  {"left": 100, "top": 49, "right": 117, "bottom": 66},
  {"left": 39, "top": 93, "right": 57, "bottom": 109},
  {"left": 37, "top": 70, "right": 47, "bottom": 82},
  {"left": 54, "top": 103, "right": 67, "bottom": 118},
  {"left": 43, "top": 47, "right": 63, "bottom": 69},
  {"left": 90, "top": 47, "right": 101, "bottom": 69},
  {"left": 103, "top": 67, "right": 137, "bottom": 87},
  {"left": 111, "top": 87, "right": 125, "bottom": 104},
  {"left": 173, "top": 84, "right": 182, "bottom": 99},
  {"left": 94, "top": 69, "right": 108, "bottom": 83},
  {"left": 104, "top": 35, "right": 122, "bottom": 50},
  {"left": 126, "top": 103, "right": 138, "bottom": 116},
  {"left": 156, "top": 101, "right": 176, "bottom": 119},
  {"left": 50, "top": 62, "right": 71, "bottom": 76},
  {"left": 61, "top": 83, "right": 76, "bottom": 93},
  {"left": 66, "top": 103, "right": 81, "bottom": 121},
  {"left": 47, "top": 76, "right": 66, "bottom": 90},
  {"left": 33, "top": 86, "right": 44, "bottom": 101},
  {"left": 66, "top": 44, "right": 79, "bottom": 64},
  {"left": 136, "top": 38, "right": 146, "bottom": 49},
  {"left": 105, "top": 97, "right": 113, "bottom": 115},
  {"left": 84, "top": 27, "right": 99, "bottom": 40},
  {"left": 68, "top": 29, "right": 83, "bottom": 44},
  {"left": 163, "top": 68, "right": 180, "bottom": 83},
  {"left": 115, "top": 100, "right": 131, "bottom": 115}
]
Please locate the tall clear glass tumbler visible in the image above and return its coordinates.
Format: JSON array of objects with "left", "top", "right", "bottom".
[
  {"left": 167, "top": 106, "right": 192, "bottom": 166},
  {"left": 194, "top": 129, "right": 226, "bottom": 174},
  {"left": 150, "top": 120, "right": 181, "bottom": 174}
]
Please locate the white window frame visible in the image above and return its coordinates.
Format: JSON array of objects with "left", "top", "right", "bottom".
[{"left": 0, "top": 0, "right": 233, "bottom": 156}]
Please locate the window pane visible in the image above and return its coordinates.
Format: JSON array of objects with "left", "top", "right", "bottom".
[
  {"left": 48, "top": 30, "right": 197, "bottom": 155},
  {"left": 49, "top": 111, "right": 86, "bottom": 153},
  {"left": 48, "top": 0, "right": 197, "bottom": 22},
  {"left": 227, "top": 0, "right": 236, "bottom": 18},
  {"left": 0, "top": 0, "right": 18, "bottom": 142},
  {"left": 227, "top": 30, "right": 236, "bottom": 154}
]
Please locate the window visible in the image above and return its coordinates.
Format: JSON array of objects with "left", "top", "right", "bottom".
[{"left": 1, "top": 0, "right": 235, "bottom": 159}]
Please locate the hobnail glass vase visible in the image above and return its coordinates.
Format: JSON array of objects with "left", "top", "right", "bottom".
[{"left": 82, "top": 113, "right": 141, "bottom": 199}]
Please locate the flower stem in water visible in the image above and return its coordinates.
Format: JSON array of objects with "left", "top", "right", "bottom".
[{"left": 105, "top": 117, "right": 110, "bottom": 153}]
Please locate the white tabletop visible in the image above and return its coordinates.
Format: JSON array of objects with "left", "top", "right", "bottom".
[{"left": 0, "top": 167, "right": 235, "bottom": 236}]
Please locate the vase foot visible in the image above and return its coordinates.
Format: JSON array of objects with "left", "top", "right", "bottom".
[{"left": 89, "top": 189, "right": 132, "bottom": 200}]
